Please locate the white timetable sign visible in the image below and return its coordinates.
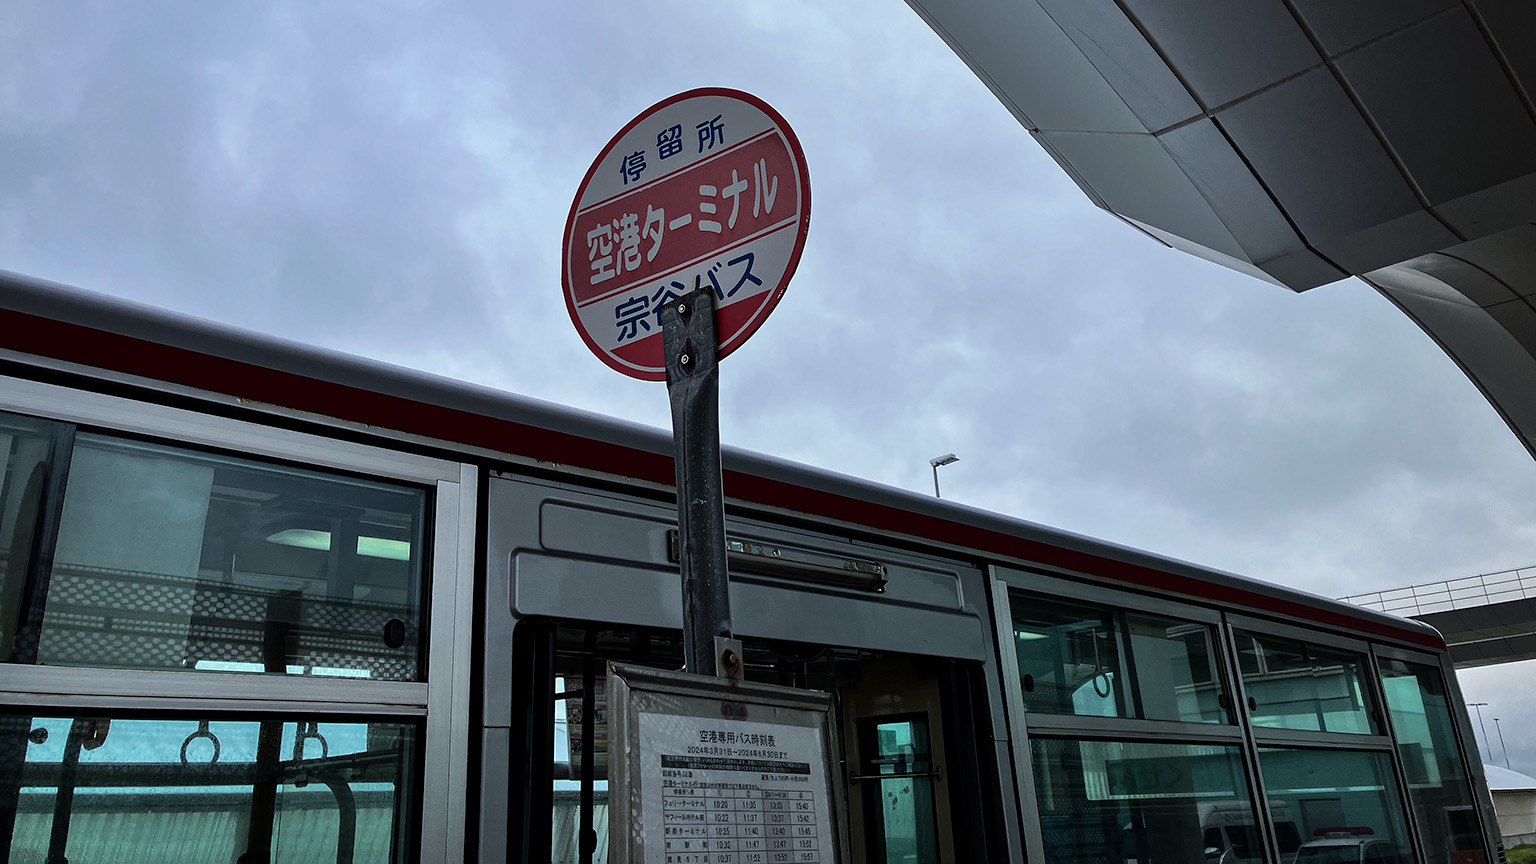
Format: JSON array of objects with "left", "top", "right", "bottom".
[
  {"left": 640, "top": 712, "right": 833, "bottom": 864},
  {"left": 607, "top": 664, "right": 846, "bottom": 864}
]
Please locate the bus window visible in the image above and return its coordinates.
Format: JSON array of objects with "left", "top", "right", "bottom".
[
  {"left": 1028, "top": 738, "right": 1255, "bottom": 864},
  {"left": 1235, "top": 634, "right": 1262, "bottom": 678},
  {"left": 1012, "top": 597, "right": 1124, "bottom": 717},
  {"left": 0, "top": 712, "right": 418, "bottom": 863},
  {"left": 1378, "top": 658, "right": 1487, "bottom": 864},
  {"left": 1256, "top": 749, "right": 1413, "bottom": 864},
  {"left": 34, "top": 433, "right": 428, "bottom": 680},
  {"left": 1233, "top": 633, "right": 1377, "bottom": 735},
  {"left": 1125, "top": 614, "right": 1225, "bottom": 724},
  {"left": 0, "top": 412, "right": 61, "bottom": 663},
  {"left": 1011, "top": 593, "right": 1229, "bottom": 724}
]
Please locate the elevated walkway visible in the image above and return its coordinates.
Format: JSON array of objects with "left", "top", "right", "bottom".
[{"left": 1342, "top": 567, "right": 1536, "bottom": 668}]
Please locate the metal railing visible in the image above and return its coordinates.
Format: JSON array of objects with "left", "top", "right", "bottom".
[{"left": 1340, "top": 565, "right": 1536, "bottom": 617}]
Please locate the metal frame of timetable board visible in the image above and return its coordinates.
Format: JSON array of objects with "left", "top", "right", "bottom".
[{"left": 607, "top": 662, "right": 848, "bottom": 864}]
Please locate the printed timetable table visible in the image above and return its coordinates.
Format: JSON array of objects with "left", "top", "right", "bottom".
[
  {"left": 662, "top": 786, "right": 820, "bottom": 864},
  {"left": 632, "top": 707, "right": 837, "bottom": 864}
]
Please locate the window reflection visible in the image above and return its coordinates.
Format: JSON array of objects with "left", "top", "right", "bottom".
[
  {"left": 1256, "top": 748, "right": 1413, "bottom": 864},
  {"left": 35, "top": 434, "right": 428, "bottom": 680},
  {"left": 1379, "top": 659, "right": 1487, "bottom": 864},
  {"left": 1031, "top": 738, "right": 1255, "bottom": 864},
  {"left": 859, "top": 715, "right": 940, "bottom": 863},
  {"left": 1126, "top": 614, "right": 1225, "bottom": 724},
  {"left": 1011, "top": 593, "right": 1227, "bottom": 723},
  {"left": 1233, "top": 633, "right": 1376, "bottom": 734},
  {"left": 1014, "top": 597, "right": 1124, "bottom": 717},
  {"left": 0, "top": 414, "right": 57, "bottom": 662},
  {"left": 553, "top": 672, "right": 610, "bottom": 863},
  {"left": 0, "top": 714, "right": 417, "bottom": 863}
]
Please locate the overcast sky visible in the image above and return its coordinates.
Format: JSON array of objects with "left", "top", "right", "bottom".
[{"left": 3, "top": 1, "right": 1533, "bottom": 775}]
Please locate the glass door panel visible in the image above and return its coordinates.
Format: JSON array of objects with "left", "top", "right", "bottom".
[{"left": 858, "top": 714, "right": 940, "bottom": 864}]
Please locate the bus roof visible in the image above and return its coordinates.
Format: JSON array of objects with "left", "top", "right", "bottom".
[{"left": 0, "top": 268, "right": 1443, "bottom": 650}]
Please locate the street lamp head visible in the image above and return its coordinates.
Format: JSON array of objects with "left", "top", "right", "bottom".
[{"left": 928, "top": 453, "right": 959, "bottom": 498}]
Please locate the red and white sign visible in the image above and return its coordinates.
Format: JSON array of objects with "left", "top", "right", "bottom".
[{"left": 562, "top": 88, "right": 810, "bottom": 380}]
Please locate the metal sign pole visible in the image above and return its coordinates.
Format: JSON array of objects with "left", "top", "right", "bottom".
[{"left": 661, "top": 288, "right": 740, "bottom": 679}]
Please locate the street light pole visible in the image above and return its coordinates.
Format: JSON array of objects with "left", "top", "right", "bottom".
[
  {"left": 1495, "top": 718, "right": 1512, "bottom": 769},
  {"left": 929, "top": 453, "right": 957, "bottom": 498},
  {"left": 1467, "top": 702, "right": 1491, "bottom": 762}
]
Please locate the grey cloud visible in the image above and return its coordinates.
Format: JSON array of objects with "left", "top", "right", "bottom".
[
  {"left": 4, "top": 1, "right": 1536, "bottom": 712},
  {"left": 1458, "top": 660, "right": 1536, "bottom": 779}
]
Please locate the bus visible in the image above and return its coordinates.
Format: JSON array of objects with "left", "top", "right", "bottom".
[{"left": 0, "top": 267, "right": 1505, "bottom": 864}]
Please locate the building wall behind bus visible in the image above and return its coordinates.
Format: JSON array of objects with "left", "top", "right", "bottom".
[{"left": 1493, "top": 789, "right": 1536, "bottom": 846}]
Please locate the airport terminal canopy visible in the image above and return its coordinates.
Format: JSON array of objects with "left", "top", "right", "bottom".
[{"left": 905, "top": 0, "right": 1536, "bottom": 455}]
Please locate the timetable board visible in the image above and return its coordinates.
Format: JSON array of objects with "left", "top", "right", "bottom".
[{"left": 607, "top": 664, "right": 845, "bottom": 864}]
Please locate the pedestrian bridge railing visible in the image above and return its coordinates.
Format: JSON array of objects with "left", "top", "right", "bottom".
[{"left": 1341, "top": 566, "right": 1536, "bottom": 617}]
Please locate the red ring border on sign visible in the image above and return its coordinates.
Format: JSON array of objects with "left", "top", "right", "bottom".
[{"left": 561, "top": 87, "right": 812, "bottom": 381}]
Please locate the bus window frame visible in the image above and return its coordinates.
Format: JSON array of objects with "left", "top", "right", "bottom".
[
  {"left": 991, "top": 566, "right": 1254, "bottom": 864},
  {"left": 997, "top": 567, "right": 1228, "bottom": 627},
  {"left": 0, "top": 373, "right": 477, "bottom": 863},
  {"left": 1002, "top": 572, "right": 1236, "bottom": 727},
  {"left": 1, "top": 708, "right": 429, "bottom": 862},
  {"left": 1221, "top": 614, "right": 1441, "bottom": 864},
  {"left": 1224, "top": 612, "right": 1388, "bottom": 741},
  {"left": 1371, "top": 643, "right": 1500, "bottom": 864},
  {"left": 994, "top": 571, "right": 1472, "bottom": 864}
]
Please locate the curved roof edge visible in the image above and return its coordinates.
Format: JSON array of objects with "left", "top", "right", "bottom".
[
  {"left": 903, "top": 0, "right": 1536, "bottom": 491},
  {"left": 1366, "top": 224, "right": 1536, "bottom": 462},
  {"left": 905, "top": 0, "right": 1536, "bottom": 294}
]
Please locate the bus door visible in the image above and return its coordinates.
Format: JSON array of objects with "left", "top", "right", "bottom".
[
  {"left": 481, "top": 474, "right": 1018, "bottom": 863},
  {"left": 839, "top": 658, "right": 955, "bottom": 864}
]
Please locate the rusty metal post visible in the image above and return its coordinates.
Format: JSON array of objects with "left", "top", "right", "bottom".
[{"left": 661, "top": 288, "right": 733, "bottom": 677}]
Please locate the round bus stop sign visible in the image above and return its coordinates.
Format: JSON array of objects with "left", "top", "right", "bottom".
[{"left": 562, "top": 88, "right": 811, "bottom": 380}]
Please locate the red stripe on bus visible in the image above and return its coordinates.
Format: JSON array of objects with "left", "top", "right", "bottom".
[
  {"left": 0, "top": 306, "right": 1444, "bottom": 651},
  {"left": 0, "top": 307, "right": 674, "bottom": 483},
  {"left": 719, "top": 471, "right": 1444, "bottom": 650}
]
